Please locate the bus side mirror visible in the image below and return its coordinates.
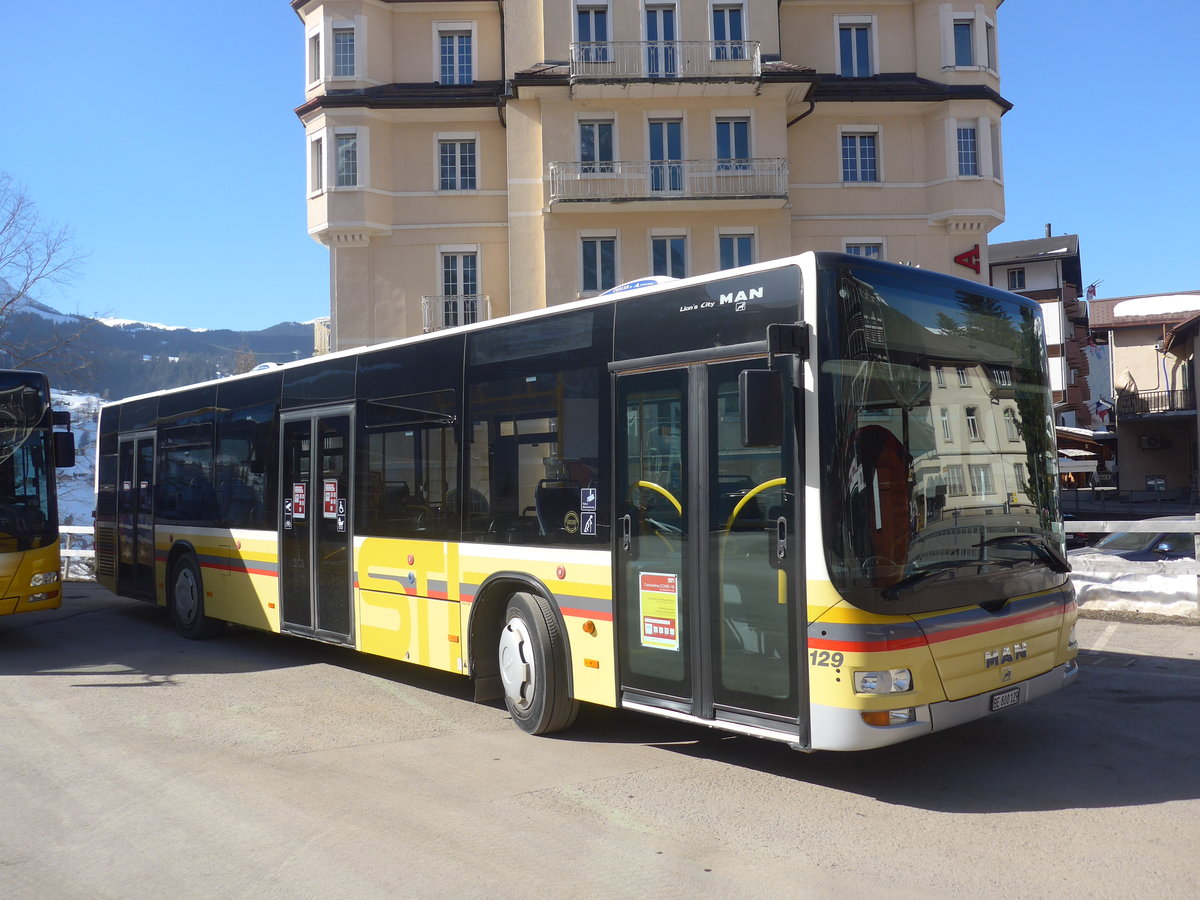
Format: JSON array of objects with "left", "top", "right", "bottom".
[
  {"left": 740, "top": 369, "right": 784, "bottom": 447},
  {"left": 54, "top": 431, "right": 76, "bottom": 468}
]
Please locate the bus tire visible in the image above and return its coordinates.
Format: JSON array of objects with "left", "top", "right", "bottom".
[
  {"left": 498, "top": 592, "right": 578, "bottom": 735},
  {"left": 169, "top": 554, "right": 225, "bottom": 640}
]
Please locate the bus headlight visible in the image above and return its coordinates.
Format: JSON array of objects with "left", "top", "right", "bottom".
[
  {"left": 854, "top": 668, "right": 913, "bottom": 694},
  {"left": 30, "top": 571, "right": 60, "bottom": 587}
]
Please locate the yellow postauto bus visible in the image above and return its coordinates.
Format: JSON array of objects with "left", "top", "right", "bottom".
[
  {"left": 94, "top": 254, "right": 1077, "bottom": 750},
  {"left": 1, "top": 369, "right": 75, "bottom": 616}
]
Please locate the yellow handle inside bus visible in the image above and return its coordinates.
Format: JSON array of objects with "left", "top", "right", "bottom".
[{"left": 634, "top": 480, "right": 682, "bottom": 515}]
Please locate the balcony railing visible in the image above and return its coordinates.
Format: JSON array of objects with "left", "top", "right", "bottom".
[
  {"left": 421, "top": 294, "right": 490, "bottom": 333},
  {"left": 1116, "top": 388, "right": 1196, "bottom": 416},
  {"left": 549, "top": 158, "right": 788, "bottom": 204},
  {"left": 570, "top": 41, "right": 761, "bottom": 79}
]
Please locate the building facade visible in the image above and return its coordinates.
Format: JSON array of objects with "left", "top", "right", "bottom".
[
  {"left": 293, "top": 0, "right": 1010, "bottom": 350},
  {"left": 1089, "top": 292, "right": 1200, "bottom": 492},
  {"left": 987, "top": 231, "right": 1094, "bottom": 429}
]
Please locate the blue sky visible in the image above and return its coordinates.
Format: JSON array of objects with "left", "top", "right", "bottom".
[{"left": 5, "top": 1, "right": 1197, "bottom": 331}]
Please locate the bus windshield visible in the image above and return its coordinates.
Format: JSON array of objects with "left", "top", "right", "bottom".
[
  {"left": 818, "top": 258, "right": 1066, "bottom": 615},
  {"left": 0, "top": 374, "right": 55, "bottom": 550}
]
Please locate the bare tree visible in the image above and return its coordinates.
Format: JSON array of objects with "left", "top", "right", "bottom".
[{"left": 0, "top": 172, "right": 86, "bottom": 368}]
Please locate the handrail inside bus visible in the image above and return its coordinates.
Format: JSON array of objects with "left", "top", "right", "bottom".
[
  {"left": 726, "top": 477, "right": 786, "bottom": 531},
  {"left": 634, "top": 480, "right": 681, "bottom": 515}
]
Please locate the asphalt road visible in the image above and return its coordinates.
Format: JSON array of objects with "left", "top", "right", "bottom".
[{"left": 1, "top": 584, "right": 1197, "bottom": 899}]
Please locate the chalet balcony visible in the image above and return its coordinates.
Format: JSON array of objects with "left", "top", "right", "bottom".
[
  {"left": 1116, "top": 388, "right": 1196, "bottom": 417},
  {"left": 421, "top": 295, "right": 490, "bottom": 333},
  {"left": 570, "top": 41, "right": 761, "bottom": 78},
  {"left": 548, "top": 158, "right": 788, "bottom": 212}
]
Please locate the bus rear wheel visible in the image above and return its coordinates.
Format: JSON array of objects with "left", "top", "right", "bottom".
[
  {"left": 169, "top": 554, "right": 226, "bottom": 640},
  {"left": 498, "top": 592, "right": 578, "bottom": 735}
]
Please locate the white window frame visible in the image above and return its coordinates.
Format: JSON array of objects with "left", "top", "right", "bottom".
[
  {"left": 331, "top": 22, "right": 358, "bottom": 79},
  {"left": 307, "top": 27, "right": 322, "bottom": 86},
  {"left": 331, "top": 126, "right": 368, "bottom": 189},
  {"left": 308, "top": 134, "right": 324, "bottom": 195},
  {"left": 1004, "top": 409, "right": 1020, "bottom": 441},
  {"left": 968, "top": 463, "right": 994, "bottom": 497},
  {"left": 945, "top": 464, "right": 965, "bottom": 496},
  {"left": 435, "top": 131, "right": 479, "bottom": 193},
  {"left": 834, "top": 14, "right": 878, "bottom": 78},
  {"left": 575, "top": 2, "right": 611, "bottom": 41},
  {"left": 580, "top": 230, "right": 618, "bottom": 296},
  {"left": 965, "top": 406, "right": 981, "bottom": 441},
  {"left": 714, "top": 112, "right": 752, "bottom": 170},
  {"left": 577, "top": 114, "right": 616, "bottom": 174},
  {"left": 940, "top": 407, "right": 953, "bottom": 441},
  {"left": 650, "top": 229, "right": 688, "bottom": 279},
  {"left": 940, "top": 4, "right": 997, "bottom": 73},
  {"left": 844, "top": 239, "right": 885, "bottom": 260},
  {"left": 710, "top": 2, "right": 748, "bottom": 60},
  {"left": 945, "top": 117, "right": 996, "bottom": 179},
  {"left": 434, "top": 21, "right": 477, "bottom": 85},
  {"left": 438, "top": 244, "right": 482, "bottom": 328},
  {"left": 717, "top": 228, "right": 756, "bottom": 270},
  {"left": 839, "top": 124, "right": 881, "bottom": 184},
  {"left": 1007, "top": 267, "right": 1026, "bottom": 291}
]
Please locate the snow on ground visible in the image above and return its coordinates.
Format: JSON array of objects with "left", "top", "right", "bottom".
[{"left": 1069, "top": 551, "right": 1200, "bottom": 619}]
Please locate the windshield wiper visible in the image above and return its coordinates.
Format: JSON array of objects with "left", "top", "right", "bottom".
[
  {"left": 881, "top": 566, "right": 957, "bottom": 602},
  {"left": 979, "top": 534, "right": 1070, "bottom": 573}
]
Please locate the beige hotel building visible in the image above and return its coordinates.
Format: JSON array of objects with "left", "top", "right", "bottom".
[{"left": 293, "top": 0, "right": 1009, "bottom": 350}]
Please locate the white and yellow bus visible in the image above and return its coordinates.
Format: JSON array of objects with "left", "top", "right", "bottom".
[
  {"left": 94, "top": 254, "right": 1077, "bottom": 750},
  {"left": 1, "top": 369, "right": 75, "bottom": 616}
]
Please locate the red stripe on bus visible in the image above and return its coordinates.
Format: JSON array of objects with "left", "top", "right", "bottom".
[
  {"left": 808, "top": 605, "right": 1065, "bottom": 653},
  {"left": 559, "top": 606, "right": 613, "bottom": 622},
  {"left": 203, "top": 562, "right": 278, "bottom": 578}
]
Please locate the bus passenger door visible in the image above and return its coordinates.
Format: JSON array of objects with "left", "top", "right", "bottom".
[
  {"left": 615, "top": 359, "right": 802, "bottom": 737},
  {"left": 279, "top": 410, "right": 354, "bottom": 645},
  {"left": 117, "top": 432, "right": 156, "bottom": 599}
]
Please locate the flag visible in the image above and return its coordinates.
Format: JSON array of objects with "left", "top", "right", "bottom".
[{"left": 1086, "top": 283, "right": 1097, "bottom": 301}]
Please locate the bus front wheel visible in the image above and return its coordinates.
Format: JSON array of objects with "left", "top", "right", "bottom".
[
  {"left": 169, "top": 554, "right": 226, "bottom": 640},
  {"left": 497, "top": 592, "right": 578, "bottom": 735}
]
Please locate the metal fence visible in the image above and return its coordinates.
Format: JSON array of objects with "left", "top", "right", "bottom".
[
  {"left": 60, "top": 525, "right": 94, "bottom": 581},
  {"left": 570, "top": 41, "right": 761, "bottom": 78},
  {"left": 549, "top": 158, "right": 788, "bottom": 203}
]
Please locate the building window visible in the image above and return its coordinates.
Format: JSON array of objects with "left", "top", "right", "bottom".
[
  {"left": 1004, "top": 409, "right": 1020, "bottom": 441},
  {"left": 439, "top": 29, "right": 473, "bottom": 84},
  {"left": 946, "top": 465, "right": 965, "bottom": 496},
  {"left": 580, "top": 120, "right": 613, "bottom": 173},
  {"left": 954, "top": 20, "right": 974, "bottom": 66},
  {"left": 1013, "top": 462, "right": 1026, "bottom": 489},
  {"left": 335, "top": 133, "right": 358, "bottom": 186},
  {"left": 713, "top": 4, "right": 746, "bottom": 60},
  {"left": 1007, "top": 268, "right": 1026, "bottom": 291},
  {"left": 957, "top": 126, "right": 978, "bottom": 176},
  {"left": 439, "top": 139, "right": 477, "bottom": 190},
  {"left": 333, "top": 28, "right": 355, "bottom": 77},
  {"left": 652, "top": 235, "right": 686, "bottom": 278},
  {"left": 969, "top": 464, "right": 993, "bottom": 497},
  {"left": 582, "top": 237, "right": 616, "bottom": 293},
  {"left": 648, "top": 118, "right": 683, "bottom": 192},
  {"left": 841, "top": 133, "right": 877, "bottom": 182},
  {"left": 935, "top": 366, "right": 945, "bottom": 387},
  {"left": 990, "top": 366, "right": 1013, "bottom": 386},
  {"left": 940, "top": 408, "right": 952, "bottom": 441},
  {"left": 956, "top": 366, "right": 969, "bottom": 386},
  {"left": 719, "top": 233, "right": 754, "bottom": 269},
  {"left": 310, "top": 137, "right": 323, "bottom": 192},
  {"left": 308, "top": 33, "right": 321, "bottom": 83},
  {"left": 442, "top": 251, "right": 479, "bottom": 327},
  {"left": 845, "top": 242, "right": 882, "bottom": 259},
  {"left": 965, "top": 406, "right": 981, "bottom": 440},
  {"left": 577, "top": 5, "right": 609, "bottom": 61},
  {"left": 716, "top": 118, "right": 750, "bottom": 170},
  {"left": 839, "top": 23, "right": 871, "bottom": 77}
]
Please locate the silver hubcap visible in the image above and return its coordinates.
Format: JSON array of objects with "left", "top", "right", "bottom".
[
  {"left": 174, "top": 567, "right": 199, "bottom": 625},
  {"left": 498, "top": 616, "right": 535, "bottom": 711}
]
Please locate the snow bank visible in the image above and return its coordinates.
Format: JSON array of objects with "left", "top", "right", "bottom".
[{"left": 1069, "top": 552, "right": 1200, "bottom": 618}]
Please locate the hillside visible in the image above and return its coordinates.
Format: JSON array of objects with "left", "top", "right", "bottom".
[{"left": 3, "top": 298, "right": 317, "bottom": 400}]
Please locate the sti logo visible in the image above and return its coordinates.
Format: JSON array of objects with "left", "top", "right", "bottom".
[{"left": 719, "top": 286, "right": 763, "bottom": 311}]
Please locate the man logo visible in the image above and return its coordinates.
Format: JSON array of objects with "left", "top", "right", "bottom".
[
  {"left": 718, "top": 286, "right": 763, "bottom": 306},
  {"left": 985, "top": 642, "right": 1028, "bottom": 668}
]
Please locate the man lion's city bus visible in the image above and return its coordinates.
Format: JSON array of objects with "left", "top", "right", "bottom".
[
  {"left": 94, "top": 254, "right": 1077, "bottom": 751},
  {"left": 1, "top": 369, "right": 75, "bottom": 616}
]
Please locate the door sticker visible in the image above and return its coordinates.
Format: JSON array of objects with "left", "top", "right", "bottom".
[
  {"left": 323, "top": 479, "right": 339, "bottom": 518},
  {"left": 639, "top": 572, "right": 679, "bottom": 651},
  {"left": 292, "top": 483, "right": 307, "bottom": 519}
]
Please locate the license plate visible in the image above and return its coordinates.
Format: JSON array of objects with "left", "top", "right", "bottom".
[{"left": 990, "top": 687, "right": 1021, "bottom": 712}]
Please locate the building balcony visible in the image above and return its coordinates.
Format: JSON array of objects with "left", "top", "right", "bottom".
[
  {"left": 568, "top": 41, "right": 761, "bottom": 98},
  {"left": 1116, "top": 389, "right": 1196, "bottom": 418},
  {"left": 548, "top": 158, "right": 788, "bottom": 212},
  {"left": 421, "top": 295, "right": 490, "bottom": 333}
]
